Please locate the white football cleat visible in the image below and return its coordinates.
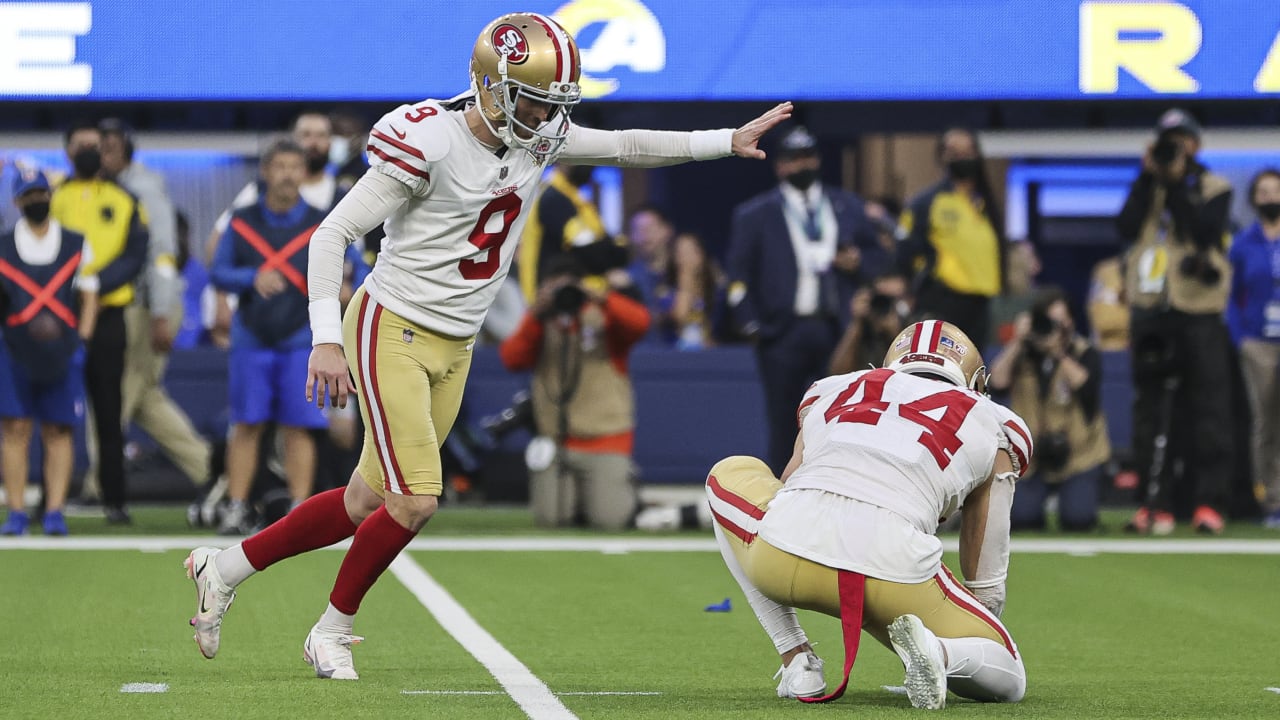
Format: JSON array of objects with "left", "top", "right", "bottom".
[
  {"left": 774, "top": 650, "right": 826, "bottom": 699},
  {"left": 889, "top": 614, "right": 948, "bottom": 710},
  {"left": 303, "top": 624, "right": 363, "bottom": 680},
  {"left": 184, "top": 546, "right": 236, "bottom": 659}
]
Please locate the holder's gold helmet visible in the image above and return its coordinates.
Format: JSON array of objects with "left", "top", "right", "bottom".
[
  {"left": 470, "top": 13, "right": 582, "bottom": 162},
  {"left": 884, "top": 320, "right": 988, "bottom": 394}
]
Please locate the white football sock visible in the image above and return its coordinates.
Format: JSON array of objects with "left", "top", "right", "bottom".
[
  {"left": 937, "top": 636, "right": 1026, "bottom": 702},
  {"left": 214, "top": 544, "right": 256, "bottom": 588},
  {"left": 713, "top": 523, "right": 808, "bottom": 654},
  {"left": 318, "top": 602, "right": 356, "bottom": 632}
]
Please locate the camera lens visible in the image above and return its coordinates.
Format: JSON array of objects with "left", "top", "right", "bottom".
[
  {"left": 1153, "top": 135, "right": 1180, "bottom": 165},
  {"left": 551, "top": 284, "right": 587, "bottom": 316},
  {"left": 1030, "top": 312, "right": 1055, "bottom": 337}
]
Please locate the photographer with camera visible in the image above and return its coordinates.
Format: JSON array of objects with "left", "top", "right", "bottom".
[
  {"left": 499, "top": 254, "right": 650, "bottom": 530},
  {"left": 988, "top": 287, "right": 1107, "bottom": 531},
  {"left": 827, "top": 273, "right": 910, "bottom": 376},
  {"left": 1116, "top": 108, "right": 1234, "bottom": 535}
]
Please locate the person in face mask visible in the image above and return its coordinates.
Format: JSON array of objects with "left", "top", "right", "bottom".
[
  {"left": 50, "top": 121, "right": 150, "bottom": 525},
  {"left": 1228, "top": 168, "right": 1280, "bottom": 529},
  {"left": 897, "top": 127, "right": 1007, "bottom": 349},
  {"left": 330, "top": 107, "right": 371, "bottom": 194},
  {"left": 0, "top": 168, "right": 100, "bottom": 536},
  {"left": 93, "top": 119, "right": 214, "bottom": 506},
  {"left": 724, "top": 125, "right": 886, "bottom": 473}
]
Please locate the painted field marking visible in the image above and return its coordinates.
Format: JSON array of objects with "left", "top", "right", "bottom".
[
  {"left": 1265, "top": 687, "right": 1280, "bottom": 694},
  {"left": 7, "top": 535, "right": 1280, "bottom": 555},
  {"left": 389, "top": 554, "right": 577, "bottom": 720},
  {"left": 402, "top": 690, "right": 663, "bottom": 696},
  {"left": 119, "top": 683, "right": 168, "bottom": 693},
  {"left": 403, "top": 690, "right": 504, "bottom": 696}
]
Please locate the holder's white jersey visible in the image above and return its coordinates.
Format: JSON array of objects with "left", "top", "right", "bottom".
[
  {"left": 361, "top": 99, "right": 550, "bottom": 338},
  {"left": 785, "top": 368, "right": 1033, "bottom": 535}
]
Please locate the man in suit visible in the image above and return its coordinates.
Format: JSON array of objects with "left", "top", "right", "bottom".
[{"left": 727, "top": 126, "right": 886, "bottom": 473}]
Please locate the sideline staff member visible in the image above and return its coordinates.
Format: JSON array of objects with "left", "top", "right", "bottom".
[
  {"left": 898, "top": 128, "right": 1006, "bottom": 347},
  {"left": 50, "top": 121, "right": 149, "bottom": 525}
]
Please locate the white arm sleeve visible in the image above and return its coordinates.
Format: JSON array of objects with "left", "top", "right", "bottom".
[
  {"left": 307, "top": 169, "right": 412, "bottom": 346},
  {"left": 559, "top": 125, "right": 735, "bottom": 167},
  {"left": 963, "top": 466, "right": 1017, "bottom": 617}
]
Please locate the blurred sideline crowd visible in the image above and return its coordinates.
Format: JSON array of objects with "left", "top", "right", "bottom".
[{"left": 0, "top": 106, "right": 1277, "bottom": 537}]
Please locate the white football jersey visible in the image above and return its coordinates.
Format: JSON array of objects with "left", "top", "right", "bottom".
[
  {"left": 361, "top": 98, "right": 552, "bottom": 338},
  {"left": 785, "top": 368, "right": 1033, "bottom": 535}
]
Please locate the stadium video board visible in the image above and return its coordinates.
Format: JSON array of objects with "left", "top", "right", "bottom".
[{"left": 1, "top": 0, "right": 1277, "bottom": 101}]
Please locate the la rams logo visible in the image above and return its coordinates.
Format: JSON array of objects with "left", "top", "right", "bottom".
[
  {"left": 492, "top": 24, "right": 530, "bottom": 64},
  {"left": 553, "top": 0, "right": 666, "bottom": 98}
]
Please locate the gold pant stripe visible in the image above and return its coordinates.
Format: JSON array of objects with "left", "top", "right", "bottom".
[
  {"left": 708, "top": 455, "right": 1018, "bottom": 655},
  {"left": 342, "top": 286, "right": 474, "bottom": 498},
  {"left": 355, "top": 291, "right": 408, "bottom": 494}
]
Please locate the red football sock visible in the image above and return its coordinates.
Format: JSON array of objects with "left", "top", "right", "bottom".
[
  {"left": 242, "top": 487, "right": 357, "bottom": 571},
  {"left": 328, "top": 506, "right": 417, "bottom": 615}
]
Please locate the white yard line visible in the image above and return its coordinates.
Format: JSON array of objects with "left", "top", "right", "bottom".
[
  {"left": 388, "top": 554, "right": 577, "bottom": 720},
  {"left": 119, "top": 683, "right": 168, "bottom": 693},
  {"left": 402, "top": 690, "right": 662, "bottom": 696},
  {"left": 5, "top": 535, "right": 1280, "bottom": 555}
]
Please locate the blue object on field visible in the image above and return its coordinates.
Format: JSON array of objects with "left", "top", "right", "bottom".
[{"left": 704, "top": 598, "right": 732, "bottom": 613}]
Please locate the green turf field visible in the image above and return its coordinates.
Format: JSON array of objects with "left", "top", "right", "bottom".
[{"left": 3, "top": 509, "right": 1279, "bottom": 719}]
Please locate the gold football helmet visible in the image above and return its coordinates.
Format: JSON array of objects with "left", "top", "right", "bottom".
[
  {"left": 883, "top": 320, "right": 988, "bottom": 394},
  {"left": 470, "top": 12, "right": 582, "bottom": 162}
]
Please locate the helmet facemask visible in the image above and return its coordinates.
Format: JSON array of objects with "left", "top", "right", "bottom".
[{"left": 475, "top": 66, "right": 580, "bottom": 163}]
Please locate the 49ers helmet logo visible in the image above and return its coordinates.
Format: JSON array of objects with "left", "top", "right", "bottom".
[{"left": 492, "top": 24, "right": 530, "bottom": 64}]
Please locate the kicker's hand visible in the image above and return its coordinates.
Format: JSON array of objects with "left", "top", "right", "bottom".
[
  {"left": 732, "top": 102, "right": 794, "bottom": 160},
  {"left": 306, "top": 342, "right": 355, "bottom": 409}
]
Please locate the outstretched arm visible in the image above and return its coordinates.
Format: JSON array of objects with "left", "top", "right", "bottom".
[{"left": 560, "top": 102, "right": 793, "bottom": 167}]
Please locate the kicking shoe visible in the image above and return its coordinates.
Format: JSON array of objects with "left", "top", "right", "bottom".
[
  {"left": 303, "top": 624, "right": 363, "bottom": 680},
  {"left": 773, "top": 650, "right": 825, "bottom": 699},
  {"left": 104, "top": 505, "right": 132, "bottom": 525},
  {"left": 1192, "top": 506, "right": 1224, "bottom": 535},
  {"left": 184, "top": 547, "right": 236, "bottom": 659},
  {"left": 889, "top": 614, "right": 947, "bottom": 710},
  {"left": 42, "top": 510, "right": 68, "bottom": 536},
  {"left": 1152, "top": 511, "right": 1176, "bottom": 536},
  {"left": 1, "top": 510, "right": 29, "bottom": 536}
]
